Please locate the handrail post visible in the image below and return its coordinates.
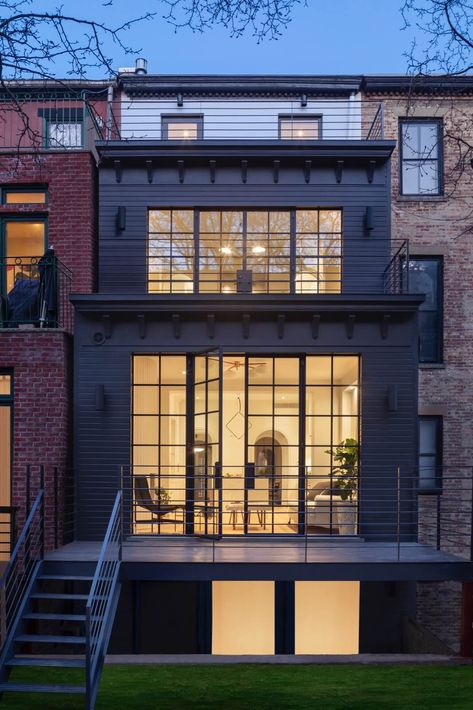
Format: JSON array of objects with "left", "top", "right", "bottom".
[
  {"left": 85, "top": 606, "right": 92, "bottom": 710},
  {"left": 397, "top": 466, "right": 401, "bottom": 562},
  {"left": 436, "top": 493, "right": 441, "bottom": 551},
  {"left": 470, "top": 467, "right": 473, "bottom": 563},
  {"left": 26, "top": 464, "right": 31, "bottom": 517},
  {"left": 54, "top": 466, "right": 58, "bottom": 549},
  {"left": 39, "top": 465, "right": 45, "bottom": 559}
]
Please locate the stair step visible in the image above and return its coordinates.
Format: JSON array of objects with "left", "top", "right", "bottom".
[
  {"left": 7, "top": 656, "right": 86, "bottom": 668},
  {"left": 38, "top": 575, "right": 93, "bottom": 582},
  {"left": 30, "top": 592, "right": 89, "bottom": 601},
  {"left": 0, "top": 682, "right": 85, "bottom": 694},
  {"left": 23, "top": 613, "right": 86, "bottom": 622},
  {"left": 15, "top": 634, "right": 86, "bottom": 645}
]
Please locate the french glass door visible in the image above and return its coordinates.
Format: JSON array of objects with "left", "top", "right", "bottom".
[{"left": 193, "top": 350, "right": 223, "bottom": 536}]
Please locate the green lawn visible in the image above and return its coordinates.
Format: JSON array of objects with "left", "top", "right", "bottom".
[{"left": 2, "top": 664, "right": 473, "bottom": 709}]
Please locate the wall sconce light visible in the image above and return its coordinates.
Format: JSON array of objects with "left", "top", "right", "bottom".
[
  {"left": 95, "top": 384, "right": 105, "bottom": 411},
  {"left": 387, "top": 384, "right": 398, "bottom": 412},
  {"left": 300, "top": 94, "right": 307, "bottom": 107},
  {"left": 177, "top": 93, "right": 183, "bottom": 107},
  {"left": 364, "top": 206, "right": 374, "bottom": 233},
  {"left": 116, "top": 206, "right": 126, "bottom": 232}
]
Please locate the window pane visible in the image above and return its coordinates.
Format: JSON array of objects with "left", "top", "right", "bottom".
[
  {"left": 0, "top": 374, "right": 11, "bottom": 396},
  {"left": 166, "top": 122, "right": 198, "bottom": 139},
  {"left": 280, "top": 118, "right": 320, "bottom": 139},
  {"left": 5, "top": 191, "right": 46, "bottom": 204},
  {"left": 420, "top": 419, "right": 437, "bottom": 454},
  {"left": 48, "top": 122, "right": 82, "bottom": 147},
  {"left": 419, "top": 312, "right": 440, "bottom": 362},
  {"left": 5, "top": 221, "right": 45, "bottom": 259},
  {"left": 410, "top": 259, "right": 439, "bottom": 309}
]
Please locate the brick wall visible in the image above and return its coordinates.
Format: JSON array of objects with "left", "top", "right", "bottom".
[
  {"left": 364, "top": 92, "right": 473, "bottom": 651},
  {"left": 0, "top": 330, "right": 71, "bottom": 550},
  {"left": 0, "top": 151, "right": 97, "bottom": 292}
]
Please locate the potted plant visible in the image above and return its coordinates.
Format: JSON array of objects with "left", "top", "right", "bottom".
[{"left": 328, "top": 438, "right": 359, "bottom": 535}]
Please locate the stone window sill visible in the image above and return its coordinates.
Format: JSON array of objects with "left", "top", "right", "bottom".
[{"left": 419, "top": 363, "right": 446, "bottom": 370}]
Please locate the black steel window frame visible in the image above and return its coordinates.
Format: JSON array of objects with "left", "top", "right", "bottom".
[
  {"left": 147, "top": 207, "right": 343, "bottom": 295},
  {"left": 410, "top": 255, "right": 443, "bottom": 364},
  {"left": 161, "top": 115, "right": 204, "bottom": 140},
  {"left": 399, "top": 118, "right": 443, "bottom": 196},
  {"left": 278, "top": 115, "right": 323, "bottom": 139},
  {"left": 1, "top": 186, "right": 48, "bottom": 205},
  {"left": 131, "top": 352, "right": 361, "bottom": 537},
  {"left": 0, "top": 370, "right": 14, "bottom": 554},
  {"left": 38, "top": 107, "right": 84, "bottom": 149},
  {"left": 418, "top": 415, "right": 443, "bottom": 494},
  {"left": 0, "top": 214, "right": 48, "bottom": 308}
]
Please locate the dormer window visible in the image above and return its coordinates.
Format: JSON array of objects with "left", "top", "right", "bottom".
[
  {"left": 279, "top": 115, "right": 321, "bottom": 140},
  {"left": 162, "top": 115, "right": 203, "bottom": 140}
]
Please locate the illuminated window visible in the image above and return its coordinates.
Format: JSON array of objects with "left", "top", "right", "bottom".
[
  {"left": 162, "top": 115, "right": 203, "bottom": 140},
  {"left": 3, "top": 219, "right": 46, "bottom": 292},
  {"left": 3, "top": 189, "right": 47, "bottom": 204},
  {"left": 0, "top": 371, "right": 13, "bottom": 561},
  {"left": 148, "top": 208, "right": 342, "bottom": 294},
  {"left": 212, "top": 581, "right": 275, "bottom": 654},
  {"left": 279, "top": 115, "right": 321, "bottom": 140}
]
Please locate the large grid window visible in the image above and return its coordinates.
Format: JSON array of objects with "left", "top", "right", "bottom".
[
  {"left": 400, "top": 120, "right": 442, "bottom": 196},
  {"left": 148, "top": 208, "right": 342, "bottom": 294},
  {"left": 409, "top": 257, "right": 443, "bottom": 363}
]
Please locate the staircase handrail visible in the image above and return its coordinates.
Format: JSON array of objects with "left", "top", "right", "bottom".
[
  {"left": 0, "top": 490, "right": 44, "bottom": 661},
  {"left": 85, "top": 490, "right": 122, "bottom": 710}
]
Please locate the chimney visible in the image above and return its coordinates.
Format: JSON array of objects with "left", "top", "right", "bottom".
[{"left": 135, "top": 58, "right": 148, "bottom": 75}]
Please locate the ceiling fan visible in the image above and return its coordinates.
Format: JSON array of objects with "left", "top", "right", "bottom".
[{"left": 209, "top": 358, "right": 267, "bottom": 373}]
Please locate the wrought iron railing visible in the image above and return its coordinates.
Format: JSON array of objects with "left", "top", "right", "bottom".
[
  {"left": 0, "top": 254, "right": 72, "bottom": 331},
  {"left": 0, "top": 94, "right": 111, "bottom": 151},
  {"left": 85, "top": 491, "right": 122, "bottom": 710},
  {"left": 111, "top": 99, "right": 384, "bottom": 142},
  {"left": 0, "top": 489, "right": 43, "bottom": 661}
]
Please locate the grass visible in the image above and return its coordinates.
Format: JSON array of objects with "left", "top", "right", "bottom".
[{"left": 2, "top": 664, "right": 473, "bottom": 709}]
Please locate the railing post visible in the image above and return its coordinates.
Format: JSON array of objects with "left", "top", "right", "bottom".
[
  {"left": 26, "top": 464, "right": 31, "bottom": 517},
  {"left": 54, "top": 466, "right": 58, "bottom": 549},
  {"left": 380, "top": 101, "right": 385, "bottom": 140},
  {"left": 470, "top": 467, "right": 473, "bottom": 563},
  {"left": 436, "top": 493, "right": 441, "bottom": 551},
  {"left": 85, "top": 606, "right": 92, "bottom": 710},
  {"left": 397, "top": 466, "right": 401, "bottom": 562},
  {"left": 39, "top": 465, "right": 45, "bottom": 559}
]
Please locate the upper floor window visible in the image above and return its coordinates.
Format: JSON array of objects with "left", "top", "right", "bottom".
[
  {"left": 400, "top": 120, "right": 443, "bottom": 196},
  {"left": 38, "top": 107, "right": 83, "bottom": 148},
  {"left": 419, "top": 416, "right": 442, "bottom": 492},
  {"left": 2, "top": 188, "right": 47, "bottom": 204},
  {"left": 2, "top": 218, "right": 46, "bottom": 292},
  {"left": 279, "top": 115, "right": 321, "bottom": 140},
  {"left": 148, "top": 208, "right": 341, "bottom": 295},
  {"left": 409, "top": 257, "right": 443, "bottom": 363},
  {"left": 161, "top": 115, "right": 203, "bottom": 140}
]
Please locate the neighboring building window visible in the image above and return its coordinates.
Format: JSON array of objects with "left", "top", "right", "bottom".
[
  {"left": 2, "top": 218, "right": 46, "bottom": 292},
  {"left": 161, "top": 115, "right": 203, "bottom": 140},
  {"left": 2, "top": 188, "right": 47, "bottom": 204},
  {"left": 38, "top": 107, "right": 83, "bottom": 148},
  {"left": 409, "top": 257, "right": 443, "bottom": 363},
  {"left": 400, "top": 119, "right": 442, "bottom": 195},
  {"left": 419, "top": 416, "right": 442, "bottom": 492},
  {"left": 279, "top": 115, "right": 321, "bottom": 139},
  {"left": 148, "top": 208, "right": 342, "bottom": 295}
]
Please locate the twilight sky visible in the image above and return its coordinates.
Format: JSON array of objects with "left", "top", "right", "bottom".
[{"left": 39, "top": 0, "right": 417, "bottom": 77}]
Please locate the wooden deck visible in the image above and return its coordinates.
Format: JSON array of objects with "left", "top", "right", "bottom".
[{"left": 45, "top": 536, "right": 467, "bottom": 565}]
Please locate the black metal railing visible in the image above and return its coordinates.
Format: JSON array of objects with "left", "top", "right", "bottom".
[
  {"left": 86, "top": 491, "right": 121, "bottom": 710},
  {"left": 0, "top": 254, "right": 72, "bottom": 331},
  {"left": 62, "top": 464, "right": 462, "bottom": 563},
  {"left": 0, "top": 95, "right": 109, "bottom": 151},
  {"left": 112, "top": 99, "right": 384, "bottom": 142},
  {"left": 0, "top": 488, "right": 44, "bottom": 660},
  {"left": 383, "top": 240, "right": 410, "bottom": 294}
]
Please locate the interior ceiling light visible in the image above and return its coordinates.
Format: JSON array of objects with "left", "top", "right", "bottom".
[
  {"left": 252, "top": 245, "right": 266, "bottom": 254},
  {"left": 193, "top": 446, "right": 205, "bottom": 453},
  {"left": 221, "top": 246, "right": 232, "bottom": 255}
]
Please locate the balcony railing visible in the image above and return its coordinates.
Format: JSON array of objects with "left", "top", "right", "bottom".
[
  {"left": 0, "top": 255, "right": 72, "bottom": 331},
  {"left": 0, "top": 95, "right": 111, "bottom": 151},
  {"left": 113, "top": 99, "right": 384, "bottom": 142}
]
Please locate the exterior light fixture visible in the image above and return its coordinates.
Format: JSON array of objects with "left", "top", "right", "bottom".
[{"left": 177, "top": 93, "right": 183, "bottom": 107}]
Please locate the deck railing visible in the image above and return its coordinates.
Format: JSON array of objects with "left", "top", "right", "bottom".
[
  {"left": 112, "top": 99, "right": 384, "bottom": 142},
  {"left": 85, "top": 491, "right": 122, "bottom": 710},
  {"left": 64, "top": 465, "right": 465, "bottom": 562},
  {"left": 0, "top": 254, "right": 72, "bottom": 331}
]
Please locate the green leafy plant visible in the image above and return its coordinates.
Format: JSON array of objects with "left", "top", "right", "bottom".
[
  {"left": 327, "top": 438, "right": 359, "bottom": 501},
  {"left": 155, "top": 487, "right": 170, "bottom": 506}
]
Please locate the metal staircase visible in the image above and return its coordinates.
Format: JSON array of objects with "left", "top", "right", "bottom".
[{"left": 0, "top": 489, "right": 122, "bottom": 709}]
